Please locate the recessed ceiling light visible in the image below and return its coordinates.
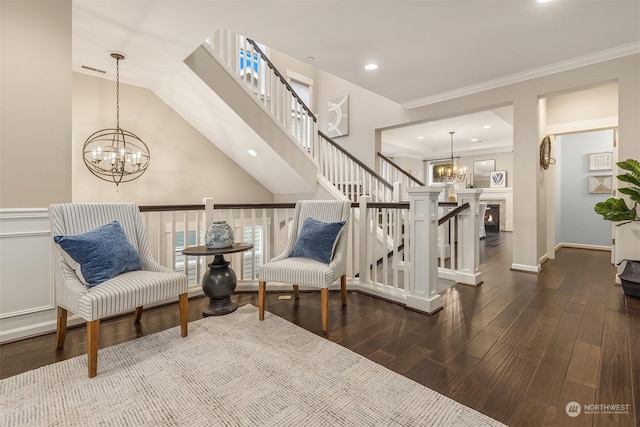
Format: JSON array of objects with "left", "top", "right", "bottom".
[
  {"left": 471, "top": 138, "right": 479, "bottom": 142},
  {"left": 364, "top": 63, "right": 378, "bottom": 71},
  {"left": 483, "top": 125, "right": 492, "bottom": 129},
  {"left": 537, "top": 0, "right": 552, "bottom": 3},
  {"left": 417, "top": 136, "right": 424, "bottom": 140},
  {"left": 248, "top": 149, "right": 257, "bottom": 157}
]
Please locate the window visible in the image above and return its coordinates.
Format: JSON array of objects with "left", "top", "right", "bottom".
[
  {"left": 174, "top": 225, "right": 266, "bottom": 282},
  {"left": 241, "top": 225, "right": 263, "bottom": 280},
  {"left": 287, "top": 72, "right": 314, "bottom": 149},
  {"left": 175, "top": 230, "right": 199, "bottom": 284},
  {"left": 238, "top": 39, "right": 268, "bottom": 99},
  {"left": 239, "top": 49, "right": 260, "bottom": 74}
]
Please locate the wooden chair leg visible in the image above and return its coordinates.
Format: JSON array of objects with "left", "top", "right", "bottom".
[
  {"left": 321, "top": 288, "right": 329, "bottom": 333},
  {"left": 258, "top": 281, "right": 266, "bottom": 321},
  {"left": 87, "top": 319, "right": 100, "bottom": 378},
  {"left": 55, "top": 306, "right": 68, "bottom": 349},
  {"left": 340, "top": 275, "right": 347, "bottom": 306},
  {"left": 293, "top": 284, "right": 300, "bottom": 299},
  {"left": 179, "top": 293, "right": 188, "bottom": 337},
  {"left": 134, "top": 306, "right": 143, "bottom": 323}
]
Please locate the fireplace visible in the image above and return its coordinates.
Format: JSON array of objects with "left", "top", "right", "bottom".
[{"left": 485, "top": 204, "right": 500, "bottom": 232}]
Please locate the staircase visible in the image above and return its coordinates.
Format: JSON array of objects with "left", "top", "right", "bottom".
[{"left": 182, "top": 28, "right": 393, "bottom": 202}]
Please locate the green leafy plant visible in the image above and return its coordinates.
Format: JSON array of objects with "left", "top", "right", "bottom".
[{"left": 594, "top": 158, "right": 640, "bottom": 225}]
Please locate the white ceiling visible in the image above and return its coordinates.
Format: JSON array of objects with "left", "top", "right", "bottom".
[
  {"left": 73, "top": 0, "right": 640, "bottom": 160},
  {"left": 381, "top": 106, "right": 515, "bottom": 160}
]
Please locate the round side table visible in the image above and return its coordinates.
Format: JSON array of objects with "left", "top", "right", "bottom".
[{"left": 182, "top": 243, "right": 253, "bottom": 316}]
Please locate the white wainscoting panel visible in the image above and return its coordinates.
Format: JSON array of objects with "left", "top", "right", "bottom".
[{"left": 0, "top": 208, "right": 60, "bottom": 343}]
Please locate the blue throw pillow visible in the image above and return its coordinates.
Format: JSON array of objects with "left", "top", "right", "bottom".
[
  {"left": 289, "top": 217, "right": 345, "bottom": 264},
  {"left": 53, "top": 221, "right": 143, "bottom": 288}
]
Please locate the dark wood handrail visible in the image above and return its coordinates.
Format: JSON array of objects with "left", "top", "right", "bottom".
[
  {"left": 140, "top": 201, "right": 457, "bottom": 213},
  {"left": 438, "top": 203, "right": 470, "bottom": 226},
  {"left": 368, "top": 202, "right": 410, "bottom": 209},
  {"left": 318, "top": 131, "right": 393, "bottom": 190},
  {"left": 139, "top": 204, "right": 204, "bottom": 212},
  {"left": 212, "top": 203, "right": 296, "bottom": 210},
  {"left": 377, "top": 152, "right": 425, "bottom": 186},
  {"left": 246, "top": 39, "right": 317, "bottom": 123}
]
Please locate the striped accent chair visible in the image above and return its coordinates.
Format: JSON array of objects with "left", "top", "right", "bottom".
[
  {"left": 49, "top": 203, "right": 188, "bottom": 377},
  {"left": 258, "top": 200, "right": 351, "bottom": 333}
]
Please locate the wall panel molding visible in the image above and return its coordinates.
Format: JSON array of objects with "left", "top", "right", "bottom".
[{"left": 0, "top": 208, "right": 57, "bottom": 342}]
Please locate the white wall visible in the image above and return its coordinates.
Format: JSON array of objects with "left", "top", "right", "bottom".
[
  {"left": 73, "top": 73, "right": 274, "bottom": 205},
  {"left": 314, "top": 74, "right": 409, "bottom": 170},
  {"left": 546, "top": 81, "right": 618, "bottom": 133},
  {"left": 388, "top": 156, "right": 425, "bottom": 184},
  {"left": 269, "top": 47, "right": 410, "bottom": 171}
]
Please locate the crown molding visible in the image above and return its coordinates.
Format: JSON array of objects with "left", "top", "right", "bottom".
[{"left": 403, "top": 42, "right": 640, "bottom": 110}]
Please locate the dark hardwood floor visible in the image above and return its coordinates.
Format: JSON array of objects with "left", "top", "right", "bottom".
[{"left": 1, "top": 232, "right": 638, "bottom": 426}]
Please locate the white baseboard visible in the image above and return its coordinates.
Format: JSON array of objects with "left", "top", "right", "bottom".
[
  {"left": 511, "top": 263, "right": 541, "bottom": 274},
  {"left": 555, "top": 242, "right": 611, "bottom": 252}
]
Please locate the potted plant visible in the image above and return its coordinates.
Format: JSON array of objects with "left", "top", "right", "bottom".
[{"left": 594, "top": 158, "right": 640, "bottom": 297}]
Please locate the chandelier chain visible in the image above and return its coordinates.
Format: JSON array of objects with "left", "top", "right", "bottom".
[{"left": 115, "top": 56, "right": 120, "bottom": 130}]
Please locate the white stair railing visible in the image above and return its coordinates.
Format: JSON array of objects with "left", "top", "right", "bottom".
[
  {"left": 435, "top": 189, "right": 483, "bottom": 287},
  {"left": 378, "top": 152, "right": 425, "bottom": 201},
  {"left": 138, "top": 193, "right": 482, "bottom": 315},
  {"left": 356, "top": 196, "right": 409, "bottom": 300},
  {"left": 205, "top": 28, "right": 316, "bottom": 157},
  {"left": 318, "top": 131, "right": 394, "bottom": 202}
]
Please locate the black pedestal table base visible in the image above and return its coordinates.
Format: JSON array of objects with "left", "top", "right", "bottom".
[
  {"left": 181, "top": 243, "right": 254, "bottom": 317},
  {"left": 202, "top": 255, "right": 237, "bottom": 316}
]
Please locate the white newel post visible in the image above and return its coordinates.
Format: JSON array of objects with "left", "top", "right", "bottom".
[
  {"left": 455, "top": 189, "right": 483, "bottom": 286},
  {"left": 407, "top": 187, "right": 442, "bottom": 314},
  {"left": 358, "top": 195, "right": 371, "bottom": 283}
]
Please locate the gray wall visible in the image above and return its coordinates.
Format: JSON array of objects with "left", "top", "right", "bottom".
[
  {"left": 556, "top": 130, "right": 613, "bottom": 247},
  {"left": 1, "top": 1, "right": 72, "bottom": 207},
  {"left": 73, "top": 73, "right": 273, "bottom": 204}
]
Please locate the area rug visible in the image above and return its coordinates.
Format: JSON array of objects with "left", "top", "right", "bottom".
[{"left": 0, "top": 305, "right": 504, "bottom": 426}]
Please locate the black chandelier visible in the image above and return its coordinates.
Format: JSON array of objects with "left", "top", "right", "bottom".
[{"left": 82, "top": 53, "right": 150, "bottom": 186}]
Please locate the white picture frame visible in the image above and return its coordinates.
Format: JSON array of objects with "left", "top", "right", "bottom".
[
  {"left": 490, "top": 170, "right": 506, "bottom": 188},
  {"left": 588, "top": 175, "right": 613, "bottom": 194},
  {"left": 588, "top": 152, "right": 613, "bottom": 171}
]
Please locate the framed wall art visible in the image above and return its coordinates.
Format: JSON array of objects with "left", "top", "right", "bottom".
[
  {"left": 588, "top": 152, "right": 613, "bottom": 171},
  {"left": 588, "top": 175, "right": 613, "bottom": 194},
  {"left": 490, "top": 170, "right": 506, "bottom": 188},
  {"left": 327, "top": 94, "right": 349, "bottom": 137}
]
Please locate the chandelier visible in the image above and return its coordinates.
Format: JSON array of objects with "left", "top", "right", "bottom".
[
  {"left": 82, "top": 53, "right": 150, "bottom": 186},
  {"left": 438, "top": 131, "right": 466, "bottom": 183}
]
